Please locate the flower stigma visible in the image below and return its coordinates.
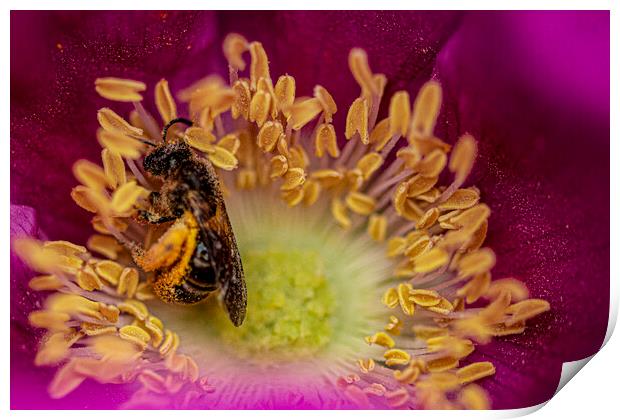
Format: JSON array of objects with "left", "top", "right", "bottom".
[{"left": 13, "top": 33, "right": 551, "bottom": 409}]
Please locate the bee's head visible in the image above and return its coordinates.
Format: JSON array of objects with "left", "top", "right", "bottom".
[{"left": 143, "top": 142, "right": 192, "bottom": 176}]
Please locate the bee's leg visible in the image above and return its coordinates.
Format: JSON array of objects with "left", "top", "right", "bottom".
[
  {"left": 137, "top": 209, "right": 176, "bottom": 224},
  {"left": 133, "top": 218, "right": 191, "bottom": 272}
]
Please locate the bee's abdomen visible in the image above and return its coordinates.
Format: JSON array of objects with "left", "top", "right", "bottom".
[{"left": 171, "top": 240, "right": 218, "bottom": 304}]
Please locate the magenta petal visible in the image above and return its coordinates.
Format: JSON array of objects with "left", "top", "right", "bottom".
[{"left": 436, "top": 11, "right": 609, "bottom": 408}]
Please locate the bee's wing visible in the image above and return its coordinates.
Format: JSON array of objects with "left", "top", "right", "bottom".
[{"left": 187, "top": 191, "right": 247, "bottom": 327}]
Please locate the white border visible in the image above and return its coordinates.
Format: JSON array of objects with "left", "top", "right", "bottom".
[{"left": 3, "top": 1, "right": 617, "bottom": 419}]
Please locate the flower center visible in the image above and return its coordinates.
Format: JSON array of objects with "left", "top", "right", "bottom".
[{"left": 212, "top": 248, "right": 334, "bottom": 361}]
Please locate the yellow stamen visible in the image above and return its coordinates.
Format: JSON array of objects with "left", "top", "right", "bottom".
[
  {"left": 269, "top": 155, "right": 288, "bottom": 179},
  {"left": 289, "top": 98, "right": 322, "bottom": 130},
  {"left": 184, "top": 127, "right": 216, "bottom": 152},
  {"left": 449, "top": 134, "right": 477, "bottom": 183},
  {"left": 101, "top": 148, "right": 126, "bottom": 188},
  {"left": 370, "top": 118, "right": 392, "bottom": 151},
  {"left": 29, "top": 274, "right": 64, "bottom": 291},
  {"left": 459, "top": 384, "right": 490, "bottom": 410},
  {"left": 249, "top": 42, "right": 270, "bottom": 90},
  {"left": 397, "top": 283, "right": 415, "bottom": 316},
  {"left": 457, "top": 272, "right": 491, "bottom": 304},
  {"left": 409, "top": 81, "right": 441, "bottom": 140},
  {"left": 345, "top": 191, "right": 376, "bottom": 216},
  {"left": 413, "top": 248, "right": 449, "bottom": 273},
  {"left": 486, "top": 278, "right": 529, "bottom": 302},
  {"left": 257, "top": 121, "right": 283, "bottom": 152},
  {"left": 97, "top": 129, "right": 145, "bottom": 159},
  {"left": 248, "top": 90, "right": 271, "bottom": 127},
  {"left": 76, "top": 266, "right": 103, "bottom": 291},
  {"left": 94, "top": 260, "right": 124, "bottom": 285},
  {"left": 97, "top": 108, "right": 143, "bottom": 137},
  {"left": 280, "top": 167, "right": 306, "bottom": 191},
  {"left": 416, "top": 207, "right": 440, "bottom": 230},
  {"left": 154, "top": 79, "right": 177, "bottom": 123},
  {"left": 439, "top": 188, "right": 480, "bottom": 211},
  {"left": 110, "top": 181, "right": 148, "bottom": 214},
  {"left": 348, "top": 48, "right": 377, "bottom": 96},
  {"left": 73, "top": 160, "right": 108, "bottom": 190},
  {"left": 456, "top": 362, "right": 496, "bottom": 385},
  {"left": 345, "top": 98, "right": 369, "bottom": 144},
  {"left": 409, "top": 289, "right": 441, "bottom": 307},
  {"left": 314, "top": 123, "right": 339, "bottom": 158},
  {"left": 367, "top": 214, "right": 387, "bottom": 242},
  {"left": 415, "top": 149, "right": 447, "bottom": 178},
  {"left": 274, "top": 75, "right": 296, "bottom": 118},
  {"left": 117, "top": 267, "right": 139, "bottom": 298},
  {"left": 314, "top": 85, "right": 338, "bottom": 121},
  {"left": 95, "top": 77, "right": 146, "bottom": 102},
  {"left": 330, "top": 198, "right": 351, "bottom": 229},
  {"left": 384, "top": 349, "right": 411, "bottom": 366},
  {"left": 389, "top": 91, "right": 410, "bottom": 137},
  {"left": 427, "top": 356, "right": 459, "bottom": 373},
  {"left": 357, "top": 358, "right": 376, "bottom": 373},
  {"left": 207, "top": 146, "right": 238, "bottom": 170},
  {"left": 70, "top": 186, "right": 99, "bottom": 213},
  {"left": 382, "top": 287, "right": 399, "bottom": 309},
  {"left": 356, "top": 152, "right": 383, "bottom": 180},
  {"left": 231, "top": 79, "right": 251, "bottom": 120},
  {"left": 223, "top": 33, "right": 248, "bottom": 70},
  {"left": 457, "top": 248, "right": 496, "bottom": 278},
  {"left": 505, "top": 299, "right": 550, "bottom": 326},
  {"left": 365, "top": 331, "right": 395, "bottom": 348}
]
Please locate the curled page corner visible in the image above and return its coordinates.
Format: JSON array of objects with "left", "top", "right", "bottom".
[{"left": 555, "top": 355, "right": 594, "bottom": 395}]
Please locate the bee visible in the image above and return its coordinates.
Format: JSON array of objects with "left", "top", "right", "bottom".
[{"left": 128, "top": 118, "right": 246, "bottom": 327}]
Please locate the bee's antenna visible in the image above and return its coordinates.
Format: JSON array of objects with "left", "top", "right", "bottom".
[
  {"left": 132, "top": 137, "right": 158, "bottom": 147},
  {"left": 162, "top": 117, "right": 194, "bottom": 143}
]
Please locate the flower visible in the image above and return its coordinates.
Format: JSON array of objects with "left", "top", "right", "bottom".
[{"left": 12, "top": 10, "right": 608, "bottom": 407}]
